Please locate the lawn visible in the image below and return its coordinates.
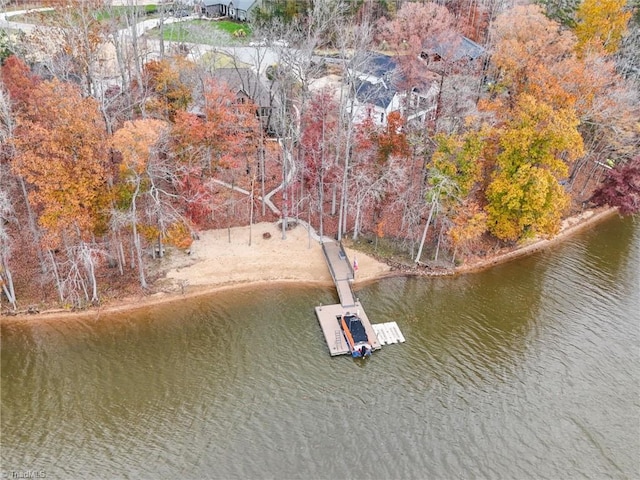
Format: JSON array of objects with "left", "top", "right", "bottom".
[
  {"left": 213, "top": 20, "right": 251, "bottom": 36},
  {"left": 160, "top": 20, "right": 252, "bottom": 45},
  {"left": 7, "top": 5, "right": 160, "bottom": 26}
]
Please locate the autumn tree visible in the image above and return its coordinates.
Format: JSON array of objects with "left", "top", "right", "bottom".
[
  {"left": 373, "top": 111, "right": 411, "bottom": 163},
  {"left": 414, "top": 129, "right": 485, "bottom": 263},
  {"left": 347, "top": 112, "right": 410, "bottom": 240},
  {"left": 488, "top": 4, "right": 577, "bottom": 110},
  {"left": 488, "top": 4, "right": 638, "bottom": 198},
  {"left": 485, "top": 95, "right": 584, "bottom": 241},
  {"left": 171, "top": 76, "right": 263, "bottom": 238},
  {"left": 28, "top": 0, "right": 109, "bottom": 96},
  {"left": 574, "top": 0, "right": 631, "bottom": 56},
  {"left": 111, "top": 118, "right": 169, "bottom": 288},
  {"left": 0, "top": 134, "right": 17, "bottom": 310},
  {"left": 300, "top": 88, "right": 340, "bottom": 237},
  {"left": 11, "top": 79, "right": 109, "bottom": 242},
  {"left": 448, "top": 201, "right": 487, "bottom": 261},
  {"left": 590, "top": 156, "right": 640, "bottom": 215},
  {"left": 0, "top": 55, "right": 40, "bottom": 112},
  {"left": 414, "top": 169, "right": 460, "bottom": 264},
  {"left": 10, "top": 78, "right": 110, "bottom": 305},
  {"left": 0, "top": 58, "right": 49, "bottom": 275},
  {"left": 447, "top": 0, "right": 491, "bottom": 42},
  {"left": 261, "top": 3, "right": 344, "bottom": 237},
  {"left": 142, "top": 58, "right": 194, "bottom": 121},
  {"left": 377, "top": 1, "right": 457, "bottom": 89}
]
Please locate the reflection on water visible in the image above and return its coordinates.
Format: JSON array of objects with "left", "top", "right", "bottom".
[{"left": 2, "top": 216, "right": 639, "bottom": 479}]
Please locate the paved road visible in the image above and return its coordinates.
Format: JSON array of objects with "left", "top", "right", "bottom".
[{"left": 0, "top": 8, "right": 51, "bottom": 32}]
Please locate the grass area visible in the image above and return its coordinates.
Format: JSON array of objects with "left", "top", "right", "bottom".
[
  {"left": 7, "top": 5, "right": 159, "bottom": 25},
  {"left": 95, "top": 5, "right": 159, "bottom": 22},
  {"left": 160, "top": 19, "right": 252, "bottom": 45},
  {"left": 199, "top": 50, "right": 247, "bottom": 69},
  {"left": 214, "top": 20, "right": 251, "bottom": 36}
]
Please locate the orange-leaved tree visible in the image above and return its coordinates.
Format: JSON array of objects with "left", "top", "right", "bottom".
[
  {"left": 11, "top": 78, "right": 110, "bottom": 245},
  {"left": 171, "top": 78, "right": 261, "bottom": 226},
  {"left": 10, "top": 78, "right": 110, "bottom": 305},
  {"left": 488, "top": 4, "right": 577, "bottom": 111},
  {"left": 142, "top": 58, "right": 194, "bottom": 121}
]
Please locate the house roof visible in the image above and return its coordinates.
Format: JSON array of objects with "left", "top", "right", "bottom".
[
  {"left": 234, "top": 0, "right": 258, "bottom": 10},
  {"left": 354, "top": 79, "right": 398, "bottom": 109},
  {"left": 350, "top": 53, "right": 395, "bottom": 108},
  {"left": 211, "top": 68, "right": 272, "bottom": 107},
  {"left": 352, "top": 52, "right": 438, "bottom": 110},
  {"left": 201, "top": 0, "right": 257, "bottom": 10},
  {"left": 361, "top": 53, "right": 398, "bottom": 81},
  {"left": 351, "top": 53, "right": 403, "bottom": 109},
  {"left": 422, "top": 34, "right": 486, "bottom": 62}
]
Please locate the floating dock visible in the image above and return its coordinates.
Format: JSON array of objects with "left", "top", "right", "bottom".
[
  {"left": 315, "top": 241, "right": 405, "bottom": 356},
  {"left": 315, "top": 301, "right": 381, "bottom": 356}
]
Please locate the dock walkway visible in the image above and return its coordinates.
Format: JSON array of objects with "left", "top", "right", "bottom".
[
  {"left": 321, "top": 241, "right": 356, "bottom": 307},
  {"left": 315, "top": 240, "right": 405, "bottom": 356}
]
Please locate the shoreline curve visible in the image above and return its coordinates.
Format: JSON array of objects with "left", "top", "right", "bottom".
[{"left": 0, "top": 207, "right": 619, "bottom": 324}]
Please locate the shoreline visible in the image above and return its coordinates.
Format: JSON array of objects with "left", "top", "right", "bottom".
[
  {"left": 452, "top": 207, "right": 619, "bottom": 275},
  {"left": 0, "top": 207, "right": 619, "bottom": 324}
]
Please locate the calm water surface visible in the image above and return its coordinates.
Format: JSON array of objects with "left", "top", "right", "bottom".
[{"left": 2, "top": 215, "right": 639, "bottom": 479}]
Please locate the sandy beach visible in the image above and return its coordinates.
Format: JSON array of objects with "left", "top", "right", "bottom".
[
  {"left": 161, "top": 221, "right": 391, "bottom": 289},
  {"left": 1, "top": 208, "right": 618, "bottom": 322},
  {"left": 1, "top": 221, "right": 392, "bottom": 321}
]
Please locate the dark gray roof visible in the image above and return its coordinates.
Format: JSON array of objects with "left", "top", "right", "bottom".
[
  {"left": 423, "top": 34, "right": 485, "bottom": 62},
  {"left": 353, "top": 53, "right": 401, "bottom": 109},
  {"left": 211, "top": 68, "right": 271, "bottom": 107},
  {"left": 354, "top": 79, "right": 397, "bottom": 109},
  {"left": 361, "top": 53, "right": 398, "bottom": 80},
  {"left": 201, "top": 0, "right": 257, "bottom": 10}
]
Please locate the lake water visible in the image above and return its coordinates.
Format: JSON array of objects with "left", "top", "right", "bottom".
[{"left": 1, "top": 215, "right": 638, "bottom": 479}]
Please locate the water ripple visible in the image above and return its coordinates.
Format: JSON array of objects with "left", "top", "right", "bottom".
[{"left": 2, "top": 216, "right": 638, "bottom": 479}]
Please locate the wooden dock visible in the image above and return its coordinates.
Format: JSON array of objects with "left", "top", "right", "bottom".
[
  {"left": 315, "top": 241, "right": 405, "bottom": 356},
  {"left": 321, "top": 241, "right": 356, "bottom": 307},
  {"left": 315, "top": 301, "right": 381, "bottom": 356}
]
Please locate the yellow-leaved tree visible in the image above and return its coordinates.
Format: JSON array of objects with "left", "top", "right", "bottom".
[
  {"left": 575, "top": 0, "right": 631, "bottom": 55},
  {"left": 485, "top": 95, "right": 584, "bottom": 241}
]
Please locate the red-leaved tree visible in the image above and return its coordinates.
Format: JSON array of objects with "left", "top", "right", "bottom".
[{"left": 590, "top": 157, "right": 640, "bottom": 215}]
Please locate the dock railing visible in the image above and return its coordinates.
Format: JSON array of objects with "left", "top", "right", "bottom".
[{"left": 321, "top": 241, "right": 354, "bottom": 282}]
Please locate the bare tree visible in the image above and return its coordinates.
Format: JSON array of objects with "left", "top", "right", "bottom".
[
  {"left": 0, "top": 174, "right": 17, "bottom": 310},
  {"left": 349, "top": 155, "right": 407, "bottom": 240},
  {"left": 333, "top": 15, "right": 377, "bottom": 241},
  {"left": 414, "top": 170, "right": 459, "bottom": 264}
]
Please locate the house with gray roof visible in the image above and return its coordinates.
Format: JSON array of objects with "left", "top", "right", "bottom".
[
  {"left": 211, "top": 67, "right": 277, "bottom": 133},
  {"left": 350, "top": 53, "right": 439, "bottom": 127},
  {"left": 198, "top": 0, "right": 260, "bottom": 21},
  {"left": 421, "top": 34, "right": 486, "bottom": 72}
]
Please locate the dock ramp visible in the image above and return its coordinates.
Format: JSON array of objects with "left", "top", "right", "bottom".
[
  {"left": 315, "top": 241, "right": 406, "bottom": 356},
  {"left": 321, "top": 241, "right": 356, "bottom": 307}
]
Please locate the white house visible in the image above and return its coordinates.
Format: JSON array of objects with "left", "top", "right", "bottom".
[
  {"left": 198, "top": 0, "right": 260, "bottom": 21},
  {"left": 349, "top": 53, "right": 438, "bottom": 127}
]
